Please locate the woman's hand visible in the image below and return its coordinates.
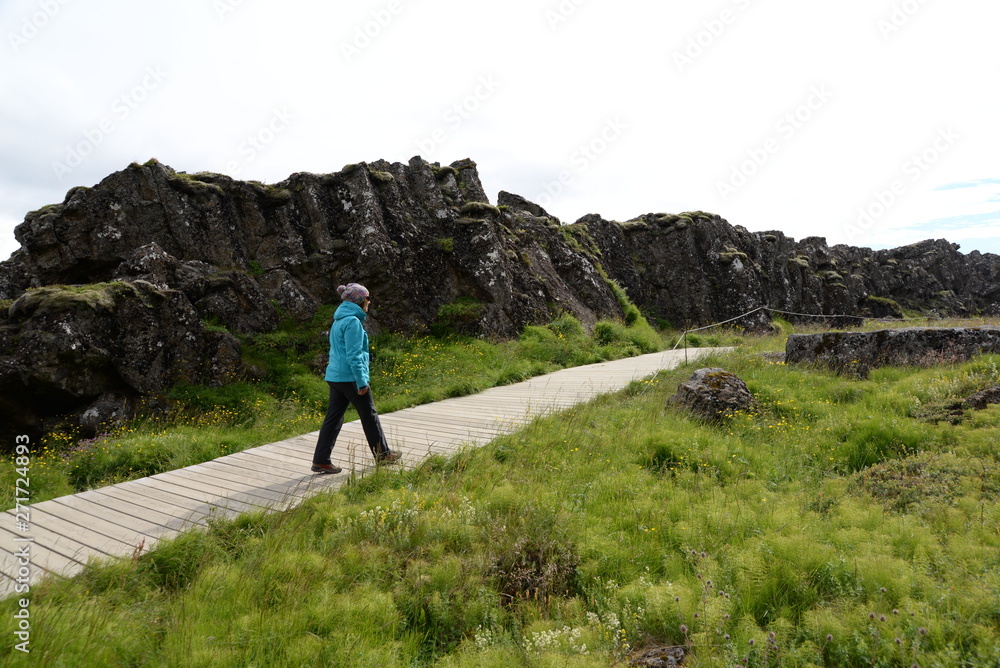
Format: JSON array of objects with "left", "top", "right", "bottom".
[{"left": 358, "top": 386, "right": 369, "bottom": 395}]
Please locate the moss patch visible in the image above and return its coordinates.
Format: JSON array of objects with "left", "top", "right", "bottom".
[{"left": 11, "top": 282, "right": 145, "bottom": 319}]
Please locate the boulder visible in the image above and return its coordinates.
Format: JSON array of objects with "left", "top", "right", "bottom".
[
  {"left": 0, "top": 281, "right": 241, "bottom": 440},
  {"left": 964, "top": 385, "right": 1000, "bottom": 411},
  {"left": 667, "top": 368, "right": 756, "bottom": 421}
]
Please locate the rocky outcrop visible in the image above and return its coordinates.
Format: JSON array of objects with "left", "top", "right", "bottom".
[
  {"left": 589, "top": 213, "right": 1000, "bottom": 329},
  {"left": 667, "top": 368, "right": 756, "bottom": 421},
  {"left": 0, "top": 158, "right": 627, "bottom": 439},
  {"left": 784, "top": 327, "right": 1000, "bottom": 377},
  {"left": 2, "top": 155, "right": 999, "bottom": 439},
  {"left": 965, "top": 385, "right": 1000, "bottom": 411},
  {"left": 0, "top": 281, "right": 241, "bottom": 437},
  {"left": 1, "top": 158, "right": 623, "bottom": 339}
]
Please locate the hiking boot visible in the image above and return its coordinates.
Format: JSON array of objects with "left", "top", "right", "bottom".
[
  {"left": 311, "top": 463, "right": 343, "bottom": 474},
  {"left": 375, "top": 451, "right": 400, "bottom": 465}
]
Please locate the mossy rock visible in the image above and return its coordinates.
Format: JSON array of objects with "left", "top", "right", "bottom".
[
  {"left": 459, "top": 201, "right": 499, "bottom": 218},
  {"left": 435, "top": 238, "right": 454, "bottom": 253},
  {"left": 10, "top": 282, "right": 145, "bottom": 319},
  {"left": 368, "top": 170, "right": 395, "bottom": 184},
  {"left": 620, "top": 218, "right": 650, "bottom": 229},
  {"left": 30, "top": 203, "right": 63, "bottom": 217},
  {"left": 653, "top": 213, "right": 680, "bottom": 227},
  {"left": 787, "top": 255, "right": 810, "bottom": 269},
  {"left": 432, "top": 165, "right": 459, "bottom": 179},
  {"left": 678, "top": 210, "right": 714, "bottom": 225},
  {"left": 167, "top": 172, "right": 224, "bottom": 197},
  {"left": 719, "top": 247, "right": 748, "bottom": 264},
  {"left": 261, "top": 188, "right": 293, "bottom": 205}
]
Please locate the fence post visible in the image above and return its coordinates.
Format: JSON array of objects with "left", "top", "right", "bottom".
[{"left": 683, "top": 321, "right": 688, "bottom": 364}]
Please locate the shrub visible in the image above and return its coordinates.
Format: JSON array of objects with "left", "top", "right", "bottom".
[
  {"left": 548, "top": 314, "right": 585, "bottom": 339},
  {"left": 593, "top": 320, "right": 624, "bottom": 346}
]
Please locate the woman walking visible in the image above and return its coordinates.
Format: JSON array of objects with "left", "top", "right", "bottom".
[{"left": 311, "top": 283, "right": 399, "bottom": 474}]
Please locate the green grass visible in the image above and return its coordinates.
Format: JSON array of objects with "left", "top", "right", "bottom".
[{"left": 4, "top": 322, "right": 1000, "bottom": 665}]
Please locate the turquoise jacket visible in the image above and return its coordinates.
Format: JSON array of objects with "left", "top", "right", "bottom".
[{"left": 324, "top": 301, "right": 371, "bottom": 389}]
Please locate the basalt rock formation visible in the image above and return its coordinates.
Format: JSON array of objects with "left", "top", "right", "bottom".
[
  {"left": 785, "top": 327, "right": 1000, "bottom": 377},
  {"left": 1, "top": 156, "right": 999, "bottom": 439}
]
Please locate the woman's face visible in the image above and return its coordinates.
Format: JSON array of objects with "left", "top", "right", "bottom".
[{"left": 362, "top": 297, "right": 371, "bottom": 313}]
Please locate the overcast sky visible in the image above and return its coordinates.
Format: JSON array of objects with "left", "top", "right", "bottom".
[{"left": 2, "top": 0, "right": 998, "bottom": 263}]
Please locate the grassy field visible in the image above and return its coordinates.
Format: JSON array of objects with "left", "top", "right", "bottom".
[{"left": 4, "top": 315, "right": 1000, "bottom": 666}]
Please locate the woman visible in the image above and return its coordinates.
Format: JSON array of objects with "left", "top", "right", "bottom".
[{"left": 311, "top": 283, "right": 399, "bottom": 473}]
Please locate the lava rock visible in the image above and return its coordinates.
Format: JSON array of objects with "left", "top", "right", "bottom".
[
  {"left": 667, "top": 367, "right": 756, "bottom": 421},
  {"left": 785, "top": 327, "right": 1000, "bottom": 377}
]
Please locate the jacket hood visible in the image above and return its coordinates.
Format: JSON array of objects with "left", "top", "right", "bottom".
[{"left": 334, "top": 300, "right": 367, "bottom": 323}]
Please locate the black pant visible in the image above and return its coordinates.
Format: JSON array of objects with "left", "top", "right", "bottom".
[{"left": 313, "top": 382, "right": 390, "bottom": 464}]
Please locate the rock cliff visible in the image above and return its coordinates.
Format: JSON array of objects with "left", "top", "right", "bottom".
[{"left": 2, "top": 156, "right": 999, "bottom": 439}]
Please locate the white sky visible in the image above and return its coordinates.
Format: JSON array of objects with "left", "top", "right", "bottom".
[{"left": 2, "top": 0, "right": 998, "bottom": 262}]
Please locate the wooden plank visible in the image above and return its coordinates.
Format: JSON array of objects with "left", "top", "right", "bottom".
[
  {"left": 0, "top": 525, "right": 88, "bottom": 575},
  {"left": 182, "top": 462, "right": 304, "bottom": 496},
  {"left": 0, "top": 511, "right": 119, "bottom": 564},
  {"left": 195, "top": 459, "right": 317, "bottom": 499},
  {"left": 16, "top": 506, "right": 141, "bottom": 558},
  {"left": 74, "top": 489, "right": 182, "bottom": 528},
  {"left": 255, "top": 440, "right": 317, "bottom": 458},
  {"left": 215, "top": 454, "right": 349, "bottom": 493},
  {"left": 174, "top": 466, "right": 307, "bottom": 512},
  {"left": 130, "top": 476, "right": 267, "bottom": 516},
  {"left": 251, "top": 440, "right": 373, "bottom": 470},
  {"left": 41, "top": 497, "right": 167, "bottom": 544},
  {"left": 152, "top": 468, "right": 290, "bottom": 508},
  {"left": 381, "top": 415, "right": 503, "bottom": 441},
  {"left": 86, "top": 485, "right": 208, "bottom": 530},
  {"left": 396, "top": 405, "right": 530, "bottom": 424},
  {"left": 217, "top": 450, "right": 317, "bottom": 478}
]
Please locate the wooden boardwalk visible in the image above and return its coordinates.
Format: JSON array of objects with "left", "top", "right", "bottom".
[{"left": 0, "top": 347, "right": 722, "bottom": 598}]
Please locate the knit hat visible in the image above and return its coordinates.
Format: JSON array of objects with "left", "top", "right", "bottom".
[{"left": 337, "top": 283, "right": 370, "bottom": 304}]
